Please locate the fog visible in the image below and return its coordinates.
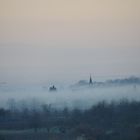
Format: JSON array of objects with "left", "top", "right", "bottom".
[
  {"left": 0, "top": 46, "right": 140, "bottom": 109},
  {"left": 0, "top": 83, "right": 140, "bottom": 109}
]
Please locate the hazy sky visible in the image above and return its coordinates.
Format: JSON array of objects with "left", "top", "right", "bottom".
[{"left": 0, "top": 0, "right": 140, "bottom": 84}]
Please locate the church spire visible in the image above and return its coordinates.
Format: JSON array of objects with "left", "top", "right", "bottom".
[{"left": 89, "top": 75, "right": 93, "bottom": 85}]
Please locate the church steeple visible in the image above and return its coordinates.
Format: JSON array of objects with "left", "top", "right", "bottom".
[{"left": 89, "top": 75, "right": 93, "bottom": 85}]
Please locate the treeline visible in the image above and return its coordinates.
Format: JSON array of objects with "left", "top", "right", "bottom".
[
  {"left": 0, "top": 100, "right": 140, "bottom": 140},
  {"left": 106, "top": 76, "right": 140, "bottom": 85}
]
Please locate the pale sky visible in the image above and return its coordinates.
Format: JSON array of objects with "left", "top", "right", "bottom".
[
  {"left": 0, "top": 0, "right": 140, "bottom": 45},
  {"left": 0, "top": 0, "right": 140, "bottom": 84}
]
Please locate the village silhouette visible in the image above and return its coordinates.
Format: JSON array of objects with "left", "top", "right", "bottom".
[{"left": 49, "top": 76, "right": 140, "bottom": 92}]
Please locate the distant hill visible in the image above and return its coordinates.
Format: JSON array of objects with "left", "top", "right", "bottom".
[
  {"left": 106, "top": 76, "right": 140, "bottom": 85},
  {"left": 71, "top": 76, "right": 140, "bottom": 89}
]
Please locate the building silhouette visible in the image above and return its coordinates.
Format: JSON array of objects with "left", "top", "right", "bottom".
[
  {"left": 89, "top": 75, "right": 93, "bottom": 85},
  {"left": 49, "top": 85, "right": 57, "bottom": 92}
]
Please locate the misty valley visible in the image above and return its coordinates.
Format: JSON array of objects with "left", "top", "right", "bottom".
[
  {"left": 0, "top": 76, "right": 140, "bottom": 109},
  {"left": 1, "top": 0, "right": 140, "bottom": 139},
  {"left": 0, "top": 77, "right": 140, "bottom": 140}
]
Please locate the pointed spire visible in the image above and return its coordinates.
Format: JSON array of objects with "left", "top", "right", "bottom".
[{"left": 89, "top": 75, "right": 93, "bottom": 85}]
